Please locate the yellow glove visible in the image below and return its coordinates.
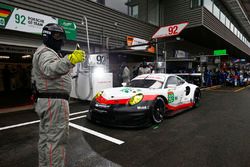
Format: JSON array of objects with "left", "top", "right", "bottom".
[{"left": 68, "top": 50, "right": 86, "bottom": 65}]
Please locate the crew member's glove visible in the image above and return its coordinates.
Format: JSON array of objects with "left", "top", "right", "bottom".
[{"left": 68, "top": 50, "right": 86, "bottom": 65}]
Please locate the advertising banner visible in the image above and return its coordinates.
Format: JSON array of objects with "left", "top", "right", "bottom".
[
  {"left": 0, "top": 3, "right": 76, "bottom": 40},
  {"left": 58, "top": 19, "right": 76, "bottom": 40},
  {"left": 127, "top": 36, "right": 155, "bottom": 53},
  {"left": 127, "top": 36, "right": 148, "bottom": 50}
]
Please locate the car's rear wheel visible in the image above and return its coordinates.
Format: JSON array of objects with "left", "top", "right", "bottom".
[
  {"left": 193, "top": 89, "right": 201, "bottom": 107},
  {"left": 152, "top": 97, "right": 165, "bottom": 124}
]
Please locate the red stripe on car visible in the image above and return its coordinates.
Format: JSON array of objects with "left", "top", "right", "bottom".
[
  {"left": 96, "top": 96, "right": 129, "bottom": 104},
  {"left": 142, "top": 95, "right": 157, "bottom": 101},
  {"left": 96, "top": 95, "right": 157, "bottom": 105},
  {"left": 166, "top": 102, "right": 194, "bottom": 111}
]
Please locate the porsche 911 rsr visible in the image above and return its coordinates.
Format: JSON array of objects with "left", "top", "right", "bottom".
[{"left": 87, "top": 73, "right": 201, "bottom": 128}]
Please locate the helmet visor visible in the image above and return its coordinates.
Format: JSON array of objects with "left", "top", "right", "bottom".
[{"left": 52, "top": 32, "right": 65, "bottom": 40}]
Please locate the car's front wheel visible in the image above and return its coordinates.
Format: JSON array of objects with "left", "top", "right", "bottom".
[{"left": 151, "top": 97, "right": 165, "bottom": 124}]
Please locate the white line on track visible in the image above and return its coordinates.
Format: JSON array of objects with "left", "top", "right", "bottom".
[
  {"left": 69, "top": 115, "right": 87, "bottom": 121},
  {"left": 0, "top": 120, "right": 40, "bottom": 131},
  {"left": 70, "top": 110, "right": 89, "bottom": 116},
  {"left": 0, "top": 110, "right": 125, "bottom": 145},
  {"left": 0, "top": 110, "right": 89, "bottom": 131},
  {"left": 69, "top": 122, "right": 124, "bottom": 145}
]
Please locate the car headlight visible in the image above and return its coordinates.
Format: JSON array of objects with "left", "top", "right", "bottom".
[
  {"left": 129, "top": 94, "right": 143, "bottom": 105},
  {"left": 94, "top": 91, "right": 103, "bottom": 99}
]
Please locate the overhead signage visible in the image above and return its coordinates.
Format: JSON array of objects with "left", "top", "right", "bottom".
[
  {"left": 0, "top": 3, "right": 76, "bottom": 40},
  {"left": 152, "top": 22, "right": 189, "bottom": 39},
  {"left": 233, "top": 58, "right": 246, "bottom": 63},
  {"left": 58, "top": 19, "right": 76, "bottom": 40},
  {"left": 175, "top": 50, "right": 187, "bottom": 58},
  {"left": 127, "top": 36, "right": 148, "bottom": 50},
  {"left": 127, "top": 36, "right": 155, "bottom": 53},
  {"left": 213, "top": 49, "right": 227, "bottom": 56}
]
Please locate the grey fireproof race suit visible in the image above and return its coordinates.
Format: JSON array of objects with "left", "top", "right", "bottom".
[{"left": 32, "top": 44, "right": 74, "bottom": 167}]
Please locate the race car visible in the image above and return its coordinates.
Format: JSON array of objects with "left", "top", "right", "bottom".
[{"left": 87, "top": 73, "right": 201, "bottom": 128}]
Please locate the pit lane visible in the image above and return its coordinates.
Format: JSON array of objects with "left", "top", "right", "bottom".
[
  {"left": 1, "top": 87, "right": 250, "bottom": 167},
  {"left": 202, "top": 84, "right": 250, "bottom": 92}
]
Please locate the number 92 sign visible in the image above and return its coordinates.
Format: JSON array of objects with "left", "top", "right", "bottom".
[
  {"left": 152, "top": 22, "right": 189, "bottom": 39},
  {"left": 88, "top": 54, "right": 107, "bottom": 66}
]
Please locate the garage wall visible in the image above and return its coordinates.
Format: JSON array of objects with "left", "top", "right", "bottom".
[
  {"left": 160, "top": 0, "right": 202, "bottom": 28},
  {"left": 0, "top": 0, "right": 158, "bottom": 50},
  {"left": 202, "top": 7, "right": 250, "bottom": 55}
]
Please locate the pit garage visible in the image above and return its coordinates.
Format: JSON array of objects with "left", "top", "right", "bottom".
[{"left": 0, "top": 44, "right": 35, "bottom": 108}]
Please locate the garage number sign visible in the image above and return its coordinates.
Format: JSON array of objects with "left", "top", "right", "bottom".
[
  {"left": 152, "top": 22, "right": 189, "bottom": 39},
  {"left": 0, "top": 3, "right": 76, "bottom": 40},
  {"left": 88, "top": 54, "right": 108, "bottom": 67}
]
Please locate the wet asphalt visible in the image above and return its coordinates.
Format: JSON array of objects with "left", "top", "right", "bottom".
[{"left": 0, "top": 86, "right": 250, "bottom": 167}]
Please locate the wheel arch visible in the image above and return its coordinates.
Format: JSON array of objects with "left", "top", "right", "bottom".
[
  {"left": 191, "top": 86, "right": 200, "bottom": 97},
  {"left": 157, "top": 95, "right": 168, "bottom": 105}
]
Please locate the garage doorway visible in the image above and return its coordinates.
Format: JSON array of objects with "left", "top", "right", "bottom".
[{"left": 0, "top": 45, "right": 35, "bottom": 109}]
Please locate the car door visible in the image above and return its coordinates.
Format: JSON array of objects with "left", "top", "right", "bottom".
[
  {"left": 176, "top": 76, "right": 187, "bottom": 104},
  {"left": 165, "top": 76, "right": 185, "bottom": 105}
]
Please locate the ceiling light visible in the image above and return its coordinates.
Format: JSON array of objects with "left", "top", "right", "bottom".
[
  {"left": 0, "top": 56, "right": 10, "bottom": 59},
  {"left": 22, "top": 55, "right": 31, "bottom": 59},
  {"left": 176, "top": 37, "right": 181, "bottom": 41}
]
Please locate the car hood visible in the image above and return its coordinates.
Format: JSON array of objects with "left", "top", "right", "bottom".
[{"left": 101, "top": 87, "right": 154, "bottom": 100}]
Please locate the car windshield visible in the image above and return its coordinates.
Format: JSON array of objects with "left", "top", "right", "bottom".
[{"left": 129, "top": 79, "right": 163, "bottom": 89}]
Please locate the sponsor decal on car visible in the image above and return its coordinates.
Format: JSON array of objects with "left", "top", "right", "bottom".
[
  {"left": 120, "top": 87, "right": 132, "bottom": 93},
  {"left": 95, "top": 103, "right": 110, "bottom": 108},
  {"left": 168, "top": 91, "right": 175, "bottom": 103},
  {"left": 120, "top": 88, "right": 142, "bottom": 93}
]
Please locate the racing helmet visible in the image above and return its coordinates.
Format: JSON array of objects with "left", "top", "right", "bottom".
[{"left": 42, "top": 23, "right": 65, "bottom": 52}]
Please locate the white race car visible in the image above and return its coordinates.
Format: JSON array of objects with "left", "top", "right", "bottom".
[{"left": 87, "top": 73, "right": 201, "bottom": 127}]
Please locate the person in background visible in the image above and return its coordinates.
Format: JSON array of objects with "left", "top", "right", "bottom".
[
  {"left": 138, "top": 60, "right": 151, "bottom": 75},
  {"left": 148, "top": 63, "right": 155, "bottom": 73},
  {"left": 120, "top": 62, "right": 130, "bottom": 85},
  {"left": 204, "top": 67, "right": 208, "bottom": 87},
  {"left": 132, "top": 65, "right": 138, "bottom": 78},
  {"left": 32, "top": 23, "right": 85, "bottom": 167}
]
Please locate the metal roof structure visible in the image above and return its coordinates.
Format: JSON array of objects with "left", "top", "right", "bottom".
[
  {"left": 241, "top": 0, "right": 250, "bottom": 18},
  {"left": 222, "top": 0, "right": 250, "bottom": 39}
]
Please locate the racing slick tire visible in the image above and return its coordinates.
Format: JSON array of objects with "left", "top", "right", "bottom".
[
  {"left": 151, "top": 97, "right": 165, "bottom": 124},
  {"left": 193, "top": 89, "right": 201, "bottom": 108}
]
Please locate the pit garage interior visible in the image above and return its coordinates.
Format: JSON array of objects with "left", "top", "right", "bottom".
[{"left": 0, "top": 44, "right": 34, "bottom": 108}]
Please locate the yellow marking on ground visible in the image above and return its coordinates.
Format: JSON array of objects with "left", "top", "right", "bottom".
[
  {"left": 234, "top": 85, "right": 250, "bottom": 93},
  {"left": 208, "top": 89, "right": 233, "bottom": 92},
  {"left": 200, "top": 85, "right": 221, "bottom": 91}
]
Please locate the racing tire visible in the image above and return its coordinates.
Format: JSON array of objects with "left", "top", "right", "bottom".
[
  {"left": 87, "top": 111, "right": 96, "bottom": 123},
  {"left": 193, "top": 89, "right": 201, "bottom": 108},
  {"left": 151, "top": 97, "right": 165, "bottom": 124}
]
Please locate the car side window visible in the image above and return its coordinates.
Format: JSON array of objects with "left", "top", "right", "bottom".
[
  {"left": 165, "top": 76, "right": 177, "bottom": 88},
  {"left": 177, "top": 77, "right": 185, "bottom": 86}
]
